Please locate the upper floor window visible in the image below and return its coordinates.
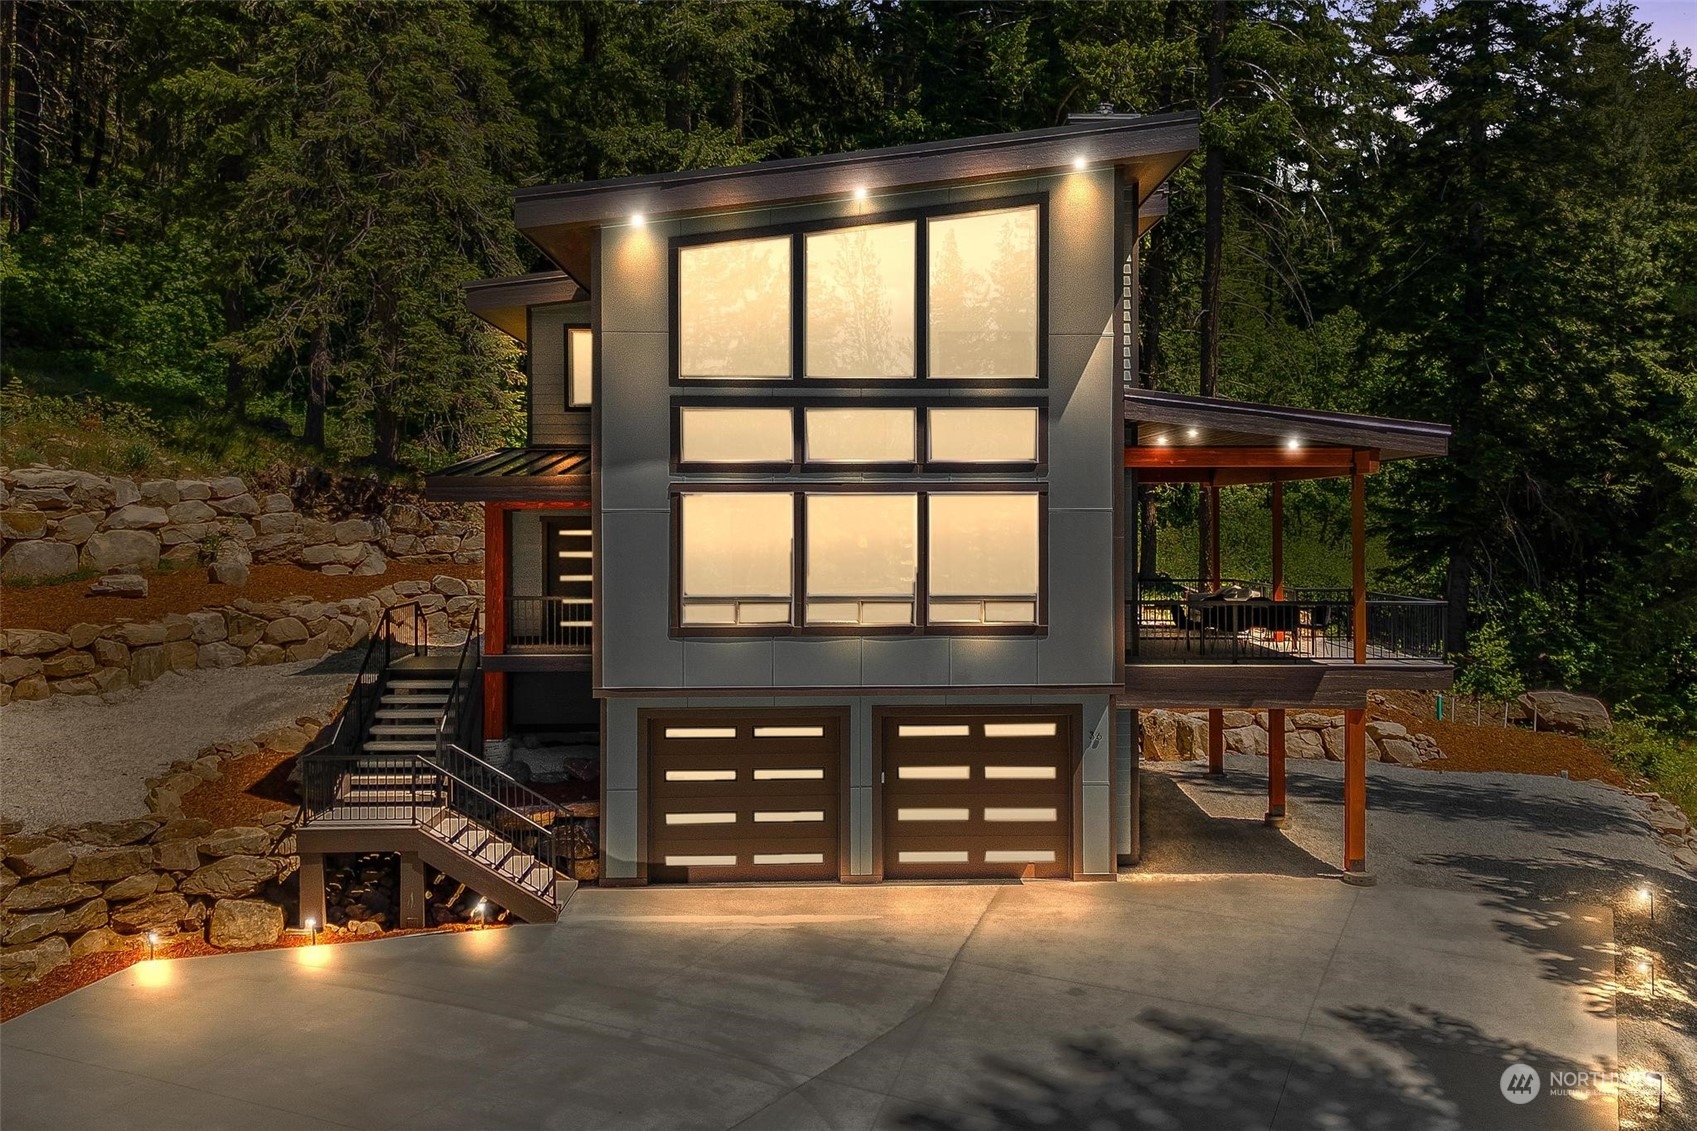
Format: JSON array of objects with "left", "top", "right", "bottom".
[
  {"left": 678, "top": 493, "right": 793, "bottom": 625},
  {"left": 927, "top": 206, "right": 1039, "bottom": 380},
  {"left": 673, "top": 201, "right": 1042, "bottom": 383},
  {"left": 804, "top": 407, "right": 916, "bottom": 464},
  {"left": 679, "top": 407, "right": 793, "bottom": 464},
  {"left": 567, "top": 328, "right": 594, "bottom": 407},
  {"left": 678, "top": 236, "right": 792, "bottom": 379},
  {"left": 927, "top": 407, "right": 1039, "bottom": 463}
]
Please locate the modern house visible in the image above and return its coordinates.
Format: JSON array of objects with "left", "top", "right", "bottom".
[{"left": 295, "top": 114, "right": 1451, "bottom": 923}]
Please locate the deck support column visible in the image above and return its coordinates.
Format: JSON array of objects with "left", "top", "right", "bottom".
[
  {"left": 1208, "top": 487, "right": 1222, "bottom": 589},
  {"left": 1342, "top": 707, "right": 1375, "bottom": 884},
  {"left": 1351, "top": 459, "right": 1367, "bottom": 665},
  {"left": 482, "top": 501, "right": 508, "bottom": 744},
  {"left": 399, "top": 851, "right": 427, "bottom": 929},
  {"left": 1265, "top": 708, "right": 1288, "bottom": 827},
  {"left": 298, "top": 852, "right": 326, "bottom": 931},
  {"left": 1206, "top": 708, "right": 1224, "bottom": 777}
]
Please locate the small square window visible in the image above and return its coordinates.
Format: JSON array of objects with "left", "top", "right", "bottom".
[{"left": 567, "top": 328, "right": 593, "bottom": 408}]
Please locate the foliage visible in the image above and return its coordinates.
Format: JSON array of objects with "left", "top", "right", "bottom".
[
  {"left": 1451, "top": 619, "right": 1527, "bottom": 702},
  {"left": 0, "top": 383, "right": 165, "bottom": 473},
  {"left": 1597, "top": 722, "right": 1697, "bottom": 816}
]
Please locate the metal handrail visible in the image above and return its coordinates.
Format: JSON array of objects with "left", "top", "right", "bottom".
[
  {"left": 436, "top": 607, "right": 482, "bottom": 759},
  {"left": 1128, "top": 593, "right": 1447, "bottom": 663}
]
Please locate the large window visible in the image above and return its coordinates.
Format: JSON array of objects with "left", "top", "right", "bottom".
[
  {"left": 927, "top": 407, "right": 1039, "bottom": 463},
  {"left": 679, "top": 407, "right": 793, "bottom": 464},
  {"left": 804, "top": 222, "right": 916, "bottom": 379},
  {"left": 679, "top": 493, "right": 794, "bottom": 625},
  {"left": 804, "top": 407, "right": 916, "bottom": 464},
  {"left": 927, "top": 494, "right": 1040, "bottom": 624},
  {"left": 805, "top": 494, "right": 917, "bottom": 625},
  {"left": 674, "top": 201, "right": 1041, "bottom": 382},
  {"left": 927, "top": 206, "right": 1040, "bottom": 380},
  {"left": 567, "top": 328, "right": 594, "bottom": 408},
  {"left": 678, "top": 236, "right": 792, "bottom": 379}
]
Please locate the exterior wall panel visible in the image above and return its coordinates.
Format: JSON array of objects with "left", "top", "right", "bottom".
[{"left": 528, "top": 303, "right": 591, "bottom": 446}]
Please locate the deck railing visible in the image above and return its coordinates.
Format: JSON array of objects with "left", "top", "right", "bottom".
[
  {"left": 508, "top": 596, "right": 592, "bottom": 653},
  {"left": 1128, "top": 581, "right": 1446, "bottom": 663}
]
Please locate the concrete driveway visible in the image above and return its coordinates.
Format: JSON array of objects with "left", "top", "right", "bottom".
[{"left": 2, "top": 867, "right": 1616, "bottom": 1130}]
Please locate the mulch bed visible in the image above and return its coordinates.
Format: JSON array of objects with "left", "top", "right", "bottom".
[
  {"left": 0, "top": 923, "right": 498, "bottom": 1023},
  {"left": 1, "top": 561, "right": 480, "bottom": 634},
  {"left": 1374, "top": 691, "right": 1632, "bottom": 788},
  {"left": 179, "top": 749, "right": 301, "bottom": 826}
]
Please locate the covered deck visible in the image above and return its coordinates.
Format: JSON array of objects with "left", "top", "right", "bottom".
[{"left": 1120, "top": 390, "right": 1453, "bottom": 883}]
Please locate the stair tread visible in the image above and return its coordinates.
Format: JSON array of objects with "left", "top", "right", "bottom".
[{"left": 370, "top": 724, "right": 438, "bottom": 734}]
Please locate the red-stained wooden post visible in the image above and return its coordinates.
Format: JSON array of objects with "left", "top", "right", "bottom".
[
  {"left": 482, "top": 502, "right": 507, "bottom": 741},
  {"left": 1342, "top": 706, "right": 1374, "bottom": 884},
  {"left": 1351, "top": 459, "right": 1367, "bottom": 666},
  {"left": 1265, "top": 708, "right": 1287, "bottom": 827},
  {"left": 1208, "top": 487, "right": 1222, "bottom": 589},
  {"left": 1206, "top": 708, "right": 1224, "bottom": 777}
]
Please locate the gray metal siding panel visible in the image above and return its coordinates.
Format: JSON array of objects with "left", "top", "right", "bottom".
[
  {"left": 1037, "top": 509, "right": 1116, "bottom": 686},
  {"left": 529, "top": 304, "right": 591, "bottom": 446},
  {"left": 599, "top": 509, "right": 683, "bottom": 689},
  {"left": 947, "top": 637, "right": 1038, "bottom": 687},
  {"left": 682, "top": 640, "right": 776, "bottom": 688}
]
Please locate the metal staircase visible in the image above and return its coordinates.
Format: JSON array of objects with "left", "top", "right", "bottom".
[{"left": 296, "top": 604, "right": 568, "bottom": 923}]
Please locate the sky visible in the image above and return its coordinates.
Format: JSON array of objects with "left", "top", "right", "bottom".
[{"left": 1639, "top": 0, "right": 1697, "bottom": 52}]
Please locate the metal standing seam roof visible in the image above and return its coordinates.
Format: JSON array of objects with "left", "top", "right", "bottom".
[{"left": 424, "top": 447, "right": 590, "bottom": 502}]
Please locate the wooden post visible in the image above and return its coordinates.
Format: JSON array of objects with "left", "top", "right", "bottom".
[
  {"left": 1265, "top": 708, "right": 1287, "bottom": 827},
  {"left": 1342, "top": 707, "right": 1374, "bottom": 884},
  {"left": 1206, "top": 708, "right": 1224, "bottom": 777},
  {"left": 298, "top": 853, "right": 326, "bottom": 931},
  {"left": 483, "top": 502, "right": 508, "bottom": 742},
  {"left": 1126, "top": 708, "right": 1142, "bottom": 866},
  {"left": 399, "top": 851, "right": 427, "bottom": 929},
  {"left": 1351, "top": 460, "right": 1367, "bottom": 665},
  {"left": 1271, "top": 483, "right": 1285, "bottom": 600},
  {"left": 1209, "top": 487, "right": 1222, "bottom": 588}
]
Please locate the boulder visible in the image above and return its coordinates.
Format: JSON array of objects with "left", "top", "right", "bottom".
[
  {"left": 197, "top": 641, "right": 247, "bottom": 669},
  {"left": 0, "top": 655, "right": 42, "bottom": 683},
  {"left": 3, "top": 837, "right": 73, "bottom": 878},
  {"left": 141, "top": 479, "right": 180, "bottom": 506},
  {"left": 0, "top": 509, "right": 47, "bottom": 539},
  {"left": 3, "top": 875, "right": 100, "bottom": 911},
  {"left": 1515, "top": 690, "right": 1612, "bottom": 734},
  {"left": 1377, "top": 738, "right": 1424, "bottom": 766},
  {"left": 65, "top": 818, "right": 160, "bottom": 847},
  {"left": 207, "top": 476, "right": 247, "bottom": 499},
  {"left": 260, "top": 493, "right": 293, "bottom": 513},
  {"left": 333, "top": 518, "right": 376, "bottom": 545},
  {"left": 66, "top": 622, "right": 105, "bottom": 648},
  {"left": 1284, "top": 729, "right": 1327, "bottom": 760},
  {"left": 150, "top": 818, "right": 214, "bottom": 843},
  {"left": 0, "top": 539, "right": 78, "bottom": 580},
  {"left": 60, "top": 897, "right": 108, "bottom": 934},
  {"left": 4, "top": 909, "right": 66, "bottom": 946},
  {"left": 209, "top": 899, "right": 284, "bottom": 949},
  {"left": 91, "top": 637, "right": 130, "bottom": 668},
  {"left": 352, "top": 546, "right": 387, "bottom": 576},
  {"left": 129, "top": 645, "right": 168, "bottom": 686},
  {"left": 109, "top": 892, "right": 190, "bottom": 934},
  {"left": 1365, "top": 720, "right": 1409, "bottom": 742},
  {"left": 70, "top": 927, "right": 139, "bottom": 960},
  {"left": 161, "top": 639, "right": 199, "bottom": 673},
  {"left": 81, "top": 529, "right": 159, "bottom": 573},
  {"left": 1223, "top": 725, "right": 1267, "bottom": 757},
  {"left": 3, "top": 628, "right": 72, "bottom": 656},
  {"left": 245, "top": 643, "right": 286, "bottom": 665},
  {"left": 178, "top": 855, "right": 277, "bottom": 899},
  {"left": 225, "top": 611, "right": 267, "bottom": 648},
  {"left": 263, "top": 617, "right": 309, "bottom": 645},
  {"left": 165, "top": 499, "right": 217, "bottom": 524},
  {"left": 198, "top": 827, "right": 272, "bottom": 858},
  {"left": 151, "top": 838, "right": 202, "bottom": 872},
  {"left": 210, "top": 493, "right": 259, "bottom": 516},
  {"left": 1, "top": 936, "right": 71, "bottom": 988},
  {"left": 101, "top": 873, "right": 159, "bottom": 902},
  {"left": 86, "top": 572, "right": 148, "bottom": 597},
  {"left": 11, "top": 675, "right": 50, "bottom": 700},
  {"left": 69, "top": 846, "right": 153, "bottom": 883},
  {"left": 187, "top": 610, "right": 227, "bottom": 643},
  {"left": 40, "top": 649, "right": 95, "bottom": 679},
  {"left": 52, "top": 512, "right": 99, "bottom": 544},
  {"left": 103, "top": 503, "right": 170, "bottom": 530},
  {"left": 114, "top": 621, "right": 168, "bottom": 647}
]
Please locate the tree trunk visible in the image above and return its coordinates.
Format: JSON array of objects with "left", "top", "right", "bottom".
[
  {"left": 374, "top": 403, "right": 401, "bottom": 466},
  {"left": 10, "top": 0, "right": 43, "bottom": 231},
  {"left": 731, "top": 77, "right": 744, "bottom": 145},
  {"left": 305, "top": 324, "right": 329, "bottom": 449},
  {"left": 1196, "top": 0, "right": 1227, "bottom": 587},
  {"left": 222, "top": 284, "right": 245, "bottom": 413}
]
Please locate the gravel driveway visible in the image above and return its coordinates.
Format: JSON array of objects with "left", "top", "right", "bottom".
[{"left": 0, "top": 651, "right": 359, "bottom": 832}]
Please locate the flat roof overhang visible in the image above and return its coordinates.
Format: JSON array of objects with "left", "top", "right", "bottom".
[
  {"left": 1125, "top": 389, "right": 1450, "bottom": 484},
  {"left": 515, "top": 113, "right": 1199, "bottom": 280},
  {"left": 425, "top": 447, "right": 590, "bottom": 503},
  {"left": 464, "top": 272, "right": 583, "bottom": 342}
]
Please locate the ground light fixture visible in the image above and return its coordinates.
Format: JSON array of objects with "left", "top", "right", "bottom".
[
  {"left": 305, "top": 916, "right": 318, "bottom": 944},
  {"left": 1639, "top": 886, "right": 1655, "bottom": 923},
  {"left": 1646, "top": 1071, "right": 1664, "bottom": 1113},
  {"left": 1640, "top": 958, "right": 1656, "bottom": 997},
  {"left": 475, "top": 899, "right": 488, "bottom": 928},
  {"left": 146, "top": 931, "right": 158, "bottom": 961}
]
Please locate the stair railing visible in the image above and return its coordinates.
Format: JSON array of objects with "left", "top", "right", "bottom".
[{"left": 436, "top": 608, "right": 483, "bottom": 761}]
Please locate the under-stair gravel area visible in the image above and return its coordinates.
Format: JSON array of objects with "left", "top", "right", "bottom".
[{"left": 0, "top": 651, "right": 360, "bottom": 832}]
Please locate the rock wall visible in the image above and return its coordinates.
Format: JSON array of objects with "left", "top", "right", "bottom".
[
  {"left": 1138, "top": 709, "right": 1444, "bottom": 766},
  {"left": 0, "top": 576, "right": 481, "bottom": 706},
  {"left": 0, "top": 466, "right": 482, "bottom": 582},
  {"left": 0, "top": 713, "right": 330, "bottom": 989}
]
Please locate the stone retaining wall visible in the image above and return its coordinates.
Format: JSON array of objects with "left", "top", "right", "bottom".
[
  {"left": 0, "top": 466, "right": 482, "bottom": 583},
  {"left": 1139, "top": 708, "right": 1444, "bottom": 765},
  {"left": 0, "top": 576, "right": 481, "bottom": 706},
  {"left": 0, "top": 713, "right": 331, "bottom": 988}
]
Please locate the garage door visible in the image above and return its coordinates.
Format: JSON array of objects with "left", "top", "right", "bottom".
[
  {"left": 648, "top": 713, "right": 842, "bottom": 883},
  {"left": 881, "top": 712, "right": 1073, "bottom": 880}
]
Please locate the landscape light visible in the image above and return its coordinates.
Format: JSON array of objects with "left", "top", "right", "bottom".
[
  {"left": 305, "top": 916, "right": 318, "bottom": 944},
  {"left": 1641, "top": 958, "right": 1656, "bottom": 995},
  {"left": 474, "top": 899, "right": 488, "bottom": 928},
  {"left": 1639, "top": 887, "right": 1655, "bottom": 922},
  {"left": 146, "top": 931, "right": 158, "bottom": 961},
  {"left": 1647, "top": 1072, "right": 1664, "bottom": 1113}
]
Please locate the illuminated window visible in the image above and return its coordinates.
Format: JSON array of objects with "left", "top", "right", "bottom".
[
  {"left": 679, "top": 407, "right": 793, "bottom": 464},
  {"left": 804, "top": 221, "right": 916, "bottom": 378},
  {"left": 678, "top": 236, "right": 792, "bottom": 378},
  {"left": 805, "top": 494, "right": 917, "bottom": 625},
  {"left": 804, "top": 408, "right": 915, "bottom": 464},
  {"left": 927, "top": 206, "right": 1039, "bottom": 379},
  {"left": 927, "top": 407, "right": 1038, "bottom": 463},
  {"left": 679, "top": 493, "right": 793, "bottom": 625},
  {"left": 927, "top": 494, "right": 1040, "bottom": 624},
  {"left": 567, "top": 328, "right": 594, "bottom": 407}
]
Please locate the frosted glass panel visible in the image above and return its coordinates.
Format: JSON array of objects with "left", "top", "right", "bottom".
[
  {"left": 680, "top": 493, "right": 793, "bottom": 598},
  {"left": 567, "top": 328, "right": 594, "bottom": 407},
  {"left": 806, "top": 495, "right": 917, "bottom": 620},
  {"left": 678, "top": 236, "right": 792, "bottom": 378},
  {"left": 928, "top": 494, "right": 1039, "bottom": 598},
  {"left": 805, "top": 221, "right": 916, "bottom": 378},
  {"left": 805, "top": 408, "right": 915, "bottom": 463},
  {"left": 679, "top": 407, "right": 793, "bottom": 463},
  {"left": 928, "top": 407, "right": 1038, "bottom": 462},
  {"left": 927, "top": 206, "right": 1039, "bottom": 379}
]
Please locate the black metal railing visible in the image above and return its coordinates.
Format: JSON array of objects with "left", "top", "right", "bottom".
[
  {"left": 437, "top": 607, "right": 483, "bottom": 756},
  {"left": 1128, "top": 586, "right": 1446, "bottom": 664},
  {"left": 297, "top": 748, "right": 560, "bottom": 905},
  {"left": 508, "top": 596, "right": 592, "bottom": 652}
]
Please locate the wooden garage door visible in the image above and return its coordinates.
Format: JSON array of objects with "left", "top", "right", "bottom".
[
  {"left": 648, "top": 713, "right": 842, "bottom": 883},
  {"left": 882, "top": 712, "right": 1073, "bottom": 880}
]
